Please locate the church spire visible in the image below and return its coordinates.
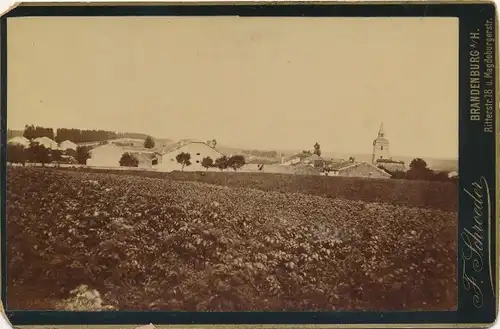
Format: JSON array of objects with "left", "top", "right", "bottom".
[{"left": 378, "top": 122, "right": 384, "bottom": 138}]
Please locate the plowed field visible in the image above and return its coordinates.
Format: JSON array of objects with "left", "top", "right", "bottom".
[{"left": 6, "top": 167, "right": 457, "bottom": 311}]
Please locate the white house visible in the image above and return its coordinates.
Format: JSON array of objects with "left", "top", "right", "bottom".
[
  {"left": 59, "top": 140, "right": 78, "bottom": 151},
  {"left": 7, "top": 136, "right": 30, "bottom": 148},
  {"left": 87, "top": 143, "right": 161, "bottom": 168},
  {"left": 87, "top": 144, "right": 125, "bottom": 167},
  {"left": 155, "top": 142, "right": 225, "bottom": 172},
  {"left": 33, "top": 137, "right": 59, "bottom": 150}
]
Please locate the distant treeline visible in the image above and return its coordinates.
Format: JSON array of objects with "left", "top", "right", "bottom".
[
  {"left": 242, "top": 149, "right": 278, "bottom": 158},
  {"left": 8, "top": 125, "right": 151, "bottom": 144}
]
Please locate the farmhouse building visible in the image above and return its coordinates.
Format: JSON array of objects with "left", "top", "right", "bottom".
[
  {"left": 33, "top": 137, "right": 59, "bottom": 150},
  {"left": 329, "top": 161, "right": 391, "bottom": 179},
  {"left": 59, "top": 140, "right": 78, "bottom": 151},
  {"left": 87, "top": 143, "right": 162, "bottom": 168},
  {"left": 7, "top": 136, "right": 30, "bottom": 148},
  {"left": 371, "top": 123, "right": 406, "bottom": 172},
  {"left": 155, "top": 141, "right": 225, "bottom": 172}
]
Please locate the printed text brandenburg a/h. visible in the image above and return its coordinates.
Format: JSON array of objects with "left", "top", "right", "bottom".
[{"left": 468, "top": 21, "right": 495, "bottom": 134}]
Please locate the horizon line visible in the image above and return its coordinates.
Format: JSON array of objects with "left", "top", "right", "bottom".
[{"left": 7, "top": 126, "right": 458, "bottom": 162}]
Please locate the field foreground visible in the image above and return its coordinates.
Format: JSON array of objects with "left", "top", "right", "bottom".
[{"left": 7, "top": 167, "right": 457, "bottom": 311}]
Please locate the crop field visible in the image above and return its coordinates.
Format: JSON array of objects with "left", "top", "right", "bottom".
[
  {"left": 57, "top": 167, "right": 458, "bottom": 211},
  {"left": 6, "top": 167, "right": 457, "bottom": 311}
]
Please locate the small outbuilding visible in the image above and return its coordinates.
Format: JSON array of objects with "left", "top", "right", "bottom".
[
  {"left": 59, "top": 140, "right": 78, "bottom": 151},
  {"left": 33, "top": 137, "right": 59, "bottom": 150},
  {"left": 7, "top": 136, "right": 30, "bottom": 148}
]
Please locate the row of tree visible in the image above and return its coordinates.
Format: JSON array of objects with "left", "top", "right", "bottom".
[
  {"left": 168, "top": 153, "right": 247, "bottom": 171},
  {"left": 198, "top": 154, "right": 246, "bottom": 172},
  {"left": 17, "top": 125, "right": 152, "bottom": 144},
  {"left": 7, "top": 143, "right": 91, "bottom": 166},
  {"left": 118, "top": 150, "right": 248, "bottom": 172}
]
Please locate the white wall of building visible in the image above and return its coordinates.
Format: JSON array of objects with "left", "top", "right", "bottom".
[
  {"left": 59, "top": 140, "right": 78, "bottom": 151},
  {"left": 34, "top": 137, "right": 59, "bottom": 150},
  {"left": 7, "top": 136, "right": 30, "bottom": 148},
  {"left": 155, "top": 142, "right": 224, "bottom": 172},
  {"left": 87, "top": 144, "right": 124, "bottom": 167}
]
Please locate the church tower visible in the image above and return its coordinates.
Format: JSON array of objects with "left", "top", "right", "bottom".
[{"left": 372, "top": 122, "right": 391, "bottom": 164}]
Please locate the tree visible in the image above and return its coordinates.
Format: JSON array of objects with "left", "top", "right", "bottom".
[
  {"left": 75, "top": 146, "right": 91, "bottom": 165},
  {"left": 51, "top": 149, "right": 63, "bottom": 162},
  {"left": 26, "top": 142, "right": 50, "bottom": 166},
  {"left": 313, "top": 142, "right": 321, "bottom": 156},
  {"left": 175, "top": 152, "right": 191, "bottom": 171},
  {"left": 227, "top": 155, "right": 246, "bottom": 171},
  {"left": 144, "top": 136, "right": 155, "bottom": 149},
  {"left": 23, "top": 125, "right": 55, "bottom": 140},
  {"left": 409, "top": 158, "right": 428, "bottom": 170},
  {"left": 407, "top": 158, "right": 433, "bottom": 180},
  {"left": 7, "top": 144, "right": 27, "bottom": 165},
  {"left": 215, "top": 156, "right": 229, "bottom": 171},
  {"left": 23, "top": 125, "right": 36, "bottom": 140},
  {"left": 383, "top": 168, "right": 407, "bottom": 179},
  {"left": 64, "top": 149, "right": 78, "bottom": 158},
  {"left": 201, "top": 156, "right": 214, "bottom": 171},
  {"left": 120, "top": 153, "right": 139, "bottom": 167}
]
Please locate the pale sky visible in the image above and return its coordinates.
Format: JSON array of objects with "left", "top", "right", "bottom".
[{"left": 7, "top": 16, "right": 458, "bottom": 159}]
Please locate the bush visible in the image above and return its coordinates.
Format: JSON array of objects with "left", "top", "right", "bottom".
[
  {"left": 75, "top": 146, "right": 91, "bottom": 165},
  {"left": 7, "top": 144, "right": 26, "bottom": 165},
  {"left": 119, "top": 153, "right": 139, "bottom": 167}
]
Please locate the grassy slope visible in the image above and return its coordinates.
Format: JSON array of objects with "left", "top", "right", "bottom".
[{"left": 7, "top": 167, "right": 457, "bottom": 311}]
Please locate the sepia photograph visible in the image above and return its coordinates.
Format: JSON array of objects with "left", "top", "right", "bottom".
[{"left": 5, "top": 15, "right": 459, "bottom": 312}]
